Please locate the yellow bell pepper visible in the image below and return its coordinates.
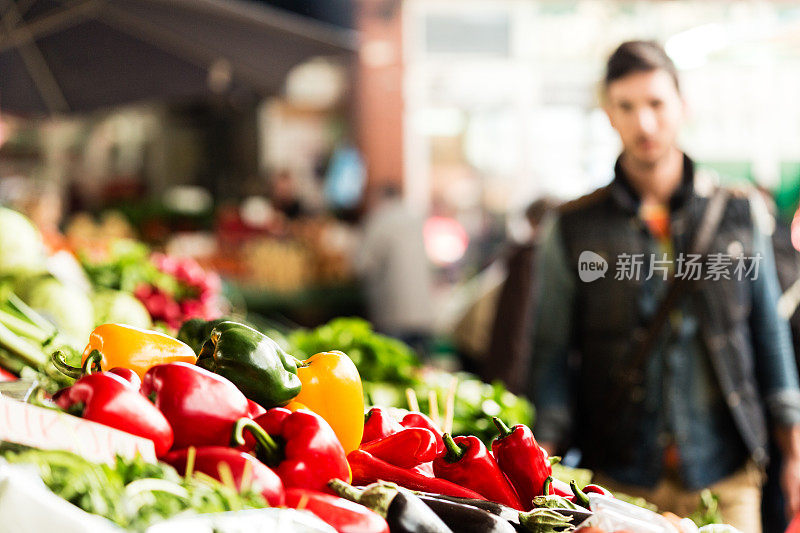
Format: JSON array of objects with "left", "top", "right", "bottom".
[
  {"left": 80, "top": 323, "right": 197, "bottom": 378},
  {"left": 293, "top": 351, "right": 364, "bottom": 453}
]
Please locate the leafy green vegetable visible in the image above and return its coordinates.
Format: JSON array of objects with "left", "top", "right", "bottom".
[
  {"left": 287, "top": 317, "right": 535, "bottom": 444},
  {"left": 410, "top": 370, "right": 535, "bottom": 444},
  {"left": 289, "top": 317, "right": 420, "bottom": 385},
  {"left": 3, "top": 449, "right": 267, "bottom": 532},
  {"left": 691, "top": 489, "right": 724, "bottom": 527},
  {"left": 80, "top": 239, "right": 187, "bottom": 299},
  {"left": 364, "top": 375, "right": 530, "bottom": 444},
  {"left": 369, "top": 379, "right": 535, "bottom": 445}
]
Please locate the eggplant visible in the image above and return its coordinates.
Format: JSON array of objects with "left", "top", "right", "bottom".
[
  {"left": 387, "top": 488, "right": 456, "bottom": 533},
  {"left": 415, "top": 491, "right": 521, "bottom": 524},
  {"left": 330, "top": 480, "right": 453, "bottom": 533},
  {"left": 416, "top": 494, "right": 517, "bottom": 533},
  {"left": 547, "top": 507, "right": 593, "bottom": 526}
]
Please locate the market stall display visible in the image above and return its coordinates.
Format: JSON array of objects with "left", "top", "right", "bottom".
[
  {"left": 0, "top": 207, "right": 741, "bottom": 532},
  {"left": 288, "top": 317, "right": 535, "bottom": 444},
  {"left": 77, "top": 239, "right": 224, "bottom": 330}
]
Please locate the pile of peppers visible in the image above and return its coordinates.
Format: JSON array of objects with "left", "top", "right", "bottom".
[
  {"left": 49, "top": 320, "right": 393, "bottom": 533},
  {"left": 47, "top": 320, "right": 616, "bottom": 533},
  {"left": 351, "top": 409, "right": 615, "bottom": 528}
]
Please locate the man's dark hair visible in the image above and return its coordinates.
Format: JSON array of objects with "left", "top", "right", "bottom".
[{"left": 604, "top": 40, "right": 679, "bottom": 92}]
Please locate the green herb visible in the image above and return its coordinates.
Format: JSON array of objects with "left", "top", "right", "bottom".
[
  {"left": 3, "top": 449, "right": 267, "bottom": 531},
  {"left": 412, "top": 371, "right": 535, "bottom": 444},
  {"left": 289, "top": 317, "right": 535, "bottom": 445},
  {"left": 690, "top": 489, "right": 724, "bottom": 526},
  {"left": 289, "top": 317, "right": 420, "bottom": 385},
  {"left": 80, "top": 240, "right": 190, "bottom": 300}
]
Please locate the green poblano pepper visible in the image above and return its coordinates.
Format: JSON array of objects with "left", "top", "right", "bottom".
[
  {"left": 177, "top": 317, "right": 230, "bottom": 355},
  {"left": 197, "top": 321, "right": 302, "bottom": 408}
]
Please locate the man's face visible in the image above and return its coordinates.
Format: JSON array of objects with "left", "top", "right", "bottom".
[{"left": 603, "top": 69, "right": 685, "bottom": 166}]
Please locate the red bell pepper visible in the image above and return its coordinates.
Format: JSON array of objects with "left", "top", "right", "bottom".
[
  {"left": 141, "top": 362, "right": 251, "bottom": 450},
  {"left": 106, "top": 367, "right": 140, "bottom": 389},
  {"left": 491, "top": 417, "right": 552, "bottom": 510},
  {"left": 285, "top": 488, "right": 389, "bottom": 533},
  {"left": 433, "top": 433, "right": 523, "bottom": 510},
  {"left": 53, "top": 372, "right": 173, "bottom": 456},
  {"left": 0, "top": 368, "right": 17, "bottom": 382},
  {"left": 401, "top": 412, "right": 445, "bottom": 454},
  {"left": 246, "top": 399, "right": 267, "bottom": 419},
  {"left": 359, "top": 427, "right": 439, "bottom": 469},
  {"left": 362, "top": 407, "right": 404, "bottom": 444},
  {"left": 232, "top": 408, "right": 350, "bottom": 493},
  {"left": 162, "top": 446, "right": 285, "bottom": 506},
  {"left": 348, "top": 448, "right": 486, "bottom": 500}
]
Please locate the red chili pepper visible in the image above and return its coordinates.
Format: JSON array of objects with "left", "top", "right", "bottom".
[
  {"left": 232, "top": 408, "right": 350, "bottom": 493},
  {"left": 0, "top": 368, "right": 17, "bottom": 381},
  {"left": 412, "top": 462, "right": 435, "bottom": 477},
  {"left": 285, "top": 488, "right": 389, "bottom": 533},
  {"left": 362, "top": 407, "right": 404, "bottom": 444},
  {"left": 348, "top": 448, "right": 486, "bottom": 500},
  {"left": 106, "top": 367, "right": 140, "bottom": 389},
  {"left": 53, "top": 372, "right": 173, "bottom": 456},
  {"left": 141, "top": 362, "right": 251, "bottom": 450},
  {"left": 433, "top": 433, "right": 523, "bottom": 510},
  {"left": 491, "top": 417, "right": 552, "bottom": 510},
  {"left": 583, "top": 484, "right": 613, "bottom": 497},
  {"left": 360, "top": 427, "right": 439, "bottom": 469},
  {"left": 401, "top": 412, "right": 445, "bottom": 454},
  {"left": 162, "top": 446, "right": 285, "bottom": 506}
]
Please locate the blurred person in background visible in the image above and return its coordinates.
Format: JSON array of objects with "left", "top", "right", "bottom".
[
  {"left": 530, "top": 41, "right": 800, "bottom": 531},
  {"left": 756, "top": 187, "right": 800, "bottom": 532},
  {"left": 354, "top": 184, "right": 434, "bottom": 355},
  {"left": 479, "top": 198, "right": 556, "bottom": 394},
  {"left": 757, "top": 188, "right": 800, "bottom": 361}
]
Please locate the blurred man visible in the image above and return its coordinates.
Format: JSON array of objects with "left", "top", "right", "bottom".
[
  {"left": 531, "top": 41, "right": 800, "bottom": 531},
  {"left": 354, "top": 184, "right": 434, "bottom": 354},
  {"left": 481, "top": 198, "right": 556, "bottom": 394}
]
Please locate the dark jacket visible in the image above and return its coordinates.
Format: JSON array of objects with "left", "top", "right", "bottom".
[
  {"left": 532, "top": 155, "right": 800, "bottom": 481},
  {"left": 482, "top": 242, "right": 538, "bottom": 394}
]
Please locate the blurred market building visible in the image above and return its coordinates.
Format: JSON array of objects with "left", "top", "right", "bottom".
[{"left": 2, "top": 0, "right": 800, "bottom": 326}]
